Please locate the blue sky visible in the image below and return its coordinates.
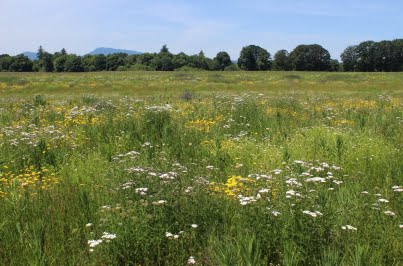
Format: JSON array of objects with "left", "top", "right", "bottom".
[{"left": 1, "top": 0, "right": 402, "bottom": 60}]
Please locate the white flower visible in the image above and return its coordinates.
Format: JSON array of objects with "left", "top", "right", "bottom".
[
  {"left": 384, "top": 211, "right": 395, "bottom": 216},
  {"left": 303, "top": 210, "right": 323, "bottom": 217},
  {"left": 153, "top": 200, "right": 167, "bottom": 205},
  {"left": 191, "top": 224, "right": 198, "bottom": 228},
  {"left": 165, "top": 232, "right": 173, "bottom": 238},
  {"left": 102, "top": 232, "right": 117, "bottom": 240},
  {"left": 341, "top": 225, "right": 357, "bottom": 231},
  {"left": 333, "top": 180, "right": 343, "bottom": 185},
  {"left": 305, "top": 177, "right": 326, "bottom": 183},
  {"left": 173, "top": 234, "right": 179, "bottom": 239},
  {"left": 89, "top": 248, "right": 94, "bottom": 252},
  {"left": 256, "top": 193, "right": 262, "bottom": 200},
  {"left": 188, "top": 256, "right": 196, "bottom": 264},
  {"left": 272, "top": 211, "right": 281, "bottom": 216},
  {"left": 85, "top": 223, "right": 93, "bottom": 227},
  {"left": 378, "top": 198, "right": 389, "bottom": 203},
  {"left": 399, "top": 224, "right": 403, "bottom": 229},
  {"left": 88, "top": 239, "right": 103, "bottom": 247},
  {"left": 392, "top": 186, "right": 403, "bottom": 192},
  {"left": 258, "top": 188, "right": 270, "bottom": 193},
  {"left": 361, "top": 191, "right": 369, "bottom": 194}
]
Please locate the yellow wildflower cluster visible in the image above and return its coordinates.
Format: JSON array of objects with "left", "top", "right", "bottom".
[
  {"left": 0, "top": 166, "right": 59, "bottom": 198},
  {"left": 64, "top": 115, "right": 100, "bottom": 127},
  {"left": 211, "top": 175, "right": 256, "bottom": 197},
  {"left": 186, "top": 115, "right": 224, "bottom": 132}
]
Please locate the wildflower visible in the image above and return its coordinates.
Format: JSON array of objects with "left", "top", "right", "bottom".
[
  {"left": 191, "top": 224, "right": 198, "bottom": 228},
  {"left": 341, "top": 225, "right": 357, "bottom": 231},
  {"left": 392, "top": 186, "right": 403, "bottom": 192},
  {"left": 85, "top": 223, "right": 93, "bottom": 227},
  {"left": 286, "top": 190, "right": 302, "bottom": 198},
  {"left": 384, "top": 211, "right": 395, "bottom": 216},
  {"left": 258, "top": 188, "right": 270, "bottom": 193},
  {"left": 206, "top": 165, "right": 214, "bottom": 170},
  {"left": 303, "top": 210, "right": 323, "bottom": 217},
  {"left": 102, "top": 232, "right": 117, "bottom": 240},
  {"left": 400, "top": 225, "right": 403, "bottom": 229},
  {"left": 173, "top": 234, "right": 179, "bottom": 239},
  {"left": 361, "top": 191, "right": 369, "bottom": 194},
  {"left": 88, "top": 239, "right": 103, "bottom": 248},
  {"left": 188, "top": 256, "right": 196, "bottom": 264},
  {"left": 305, "top": 177, "right": 326, "bottom": 183},
  {"left": 378, "top": 199, "right": 389, "bottom": 203},
  {"left": 135, "top": 187, "right": 148, "bottom": 196},
  {"left": 165, "top": 232, "right": 173, "bottom": 238},
  {"left": 333, "top": 180, "right": 343, "bottom": 185},
  {"left": 272, "top": 211, "right": 281, "bottom": 216}
]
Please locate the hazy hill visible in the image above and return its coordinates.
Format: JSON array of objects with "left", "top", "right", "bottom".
[
  {"left": 87, "top": 47, "right": 142, "bottom": 55},
  {"left": 22, "top": 52, "right": 37, "bottom": 60}
]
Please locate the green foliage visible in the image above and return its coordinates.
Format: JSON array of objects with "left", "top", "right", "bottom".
[
  {"left": 273, "top": 49, "right": 292, "bottom": 70},
  {"left": 238, "top": 45, "right": 271, "bottom": 71},
  {"left": 289, "top": 44, "right": 331, "bottom": 71},
  {"left": 0, "top": 72, "right": 401, "bottom": 264},
  {"left": 214, "top": 51, "right": 232, "bottom": 71}
]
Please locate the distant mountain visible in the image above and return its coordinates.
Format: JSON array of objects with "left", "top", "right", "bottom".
[
  {"left": 87, "top": 47, "right": 142, "bottom": 56},
  {"left": 22, "top": 52, "right": 37, "bottom": 60}
]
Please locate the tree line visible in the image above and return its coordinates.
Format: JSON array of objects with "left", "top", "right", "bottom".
[{"left": 0, "top": 40, "right": 402, "bottom": 72}]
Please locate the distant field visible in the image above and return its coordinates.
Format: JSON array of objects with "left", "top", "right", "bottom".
[
  {"left": 1, "top": 71, "right": 403, "bottom": 97},
  {"left": 0, "top": 71, "right": 402, "bottom": 265}
]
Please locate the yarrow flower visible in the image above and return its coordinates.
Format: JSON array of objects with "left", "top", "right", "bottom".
[
  {"left": 384, "top": 211, "right": 395, "bottom": 216},
  {"left": 102, "top": 232, "right": 117, "bottom": 240},
  {"left": 341, "top": 225, "right": 357, "bottom": 231},
  {"left": 378, "top": 198, "right": 389, "bottom": 203},
  {"left": 191, "top": 224, "right": 198, "bottom": 228},
  {"left": 303, "top": 210, "right": 323, "bottom": 217},
  {"left": 187, "top": 256, "right": 196, "bottom": 264},
  {"left": 88, "top": 239, "right": 103, "bottom": 248}
]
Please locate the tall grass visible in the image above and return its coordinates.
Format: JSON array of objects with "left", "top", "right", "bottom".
[{"left": 0, "top": 72, "right": 401, "bottom": 265}]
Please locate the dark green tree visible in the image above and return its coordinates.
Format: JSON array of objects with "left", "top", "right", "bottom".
[
  {"left": 340, "top": 45, "right": 358, "bottom": 71},
  {"left": 238, "top": 45, "right": 271, "bottom": 71},
  {"left": 64, "top": 55, "right": 84, "bottom": 72},
  {"left": 106, "top": 53, "right": 127, "bottom": 71},
  {"left": 273, "top": 50, "right": 292, "bottom": 70},
  {"left": 37, "top": 46, "right": 45, "bottom": 61},
  {"left": 93, "top": 54, "right": 107, "bottom": 71},
  {"left": 289, "top": 44, "right": 331, "bottom": 71},
  {"left": 214, "top": 51, "right": 232, "bottom": 70},
  {"left": 8, "top": 54, "right": 33, "bottom": 72},
  {"left": 0, "top": 54, "right": 13, "bottom": 71},
  {"left": 355, "top": 41, "right": 376, "bottom": 72},
  {"left": 173, "top": 52, "right": 190, "bottom": 69},
  {"left": 42, "top": 52, "right": 54, "bottom": 72},
  {"left": 53, "top": 55, "right": 67, "bottom": 72},
  {"left": 329, "top": 59, "right": 340, "bottom": 72}
]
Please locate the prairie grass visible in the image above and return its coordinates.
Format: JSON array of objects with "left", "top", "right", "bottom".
[{"left": 0, "top": 71, "right": 402, "bottom": 265}]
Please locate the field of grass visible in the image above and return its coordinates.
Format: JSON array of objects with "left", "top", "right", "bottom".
[{"left": 0, "top": 71, "right": 402, "bottom": 265}]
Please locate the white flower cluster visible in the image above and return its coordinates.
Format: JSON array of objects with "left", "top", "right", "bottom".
[
  {"left": 87, "top": 232, "right": 117, "bottom": 252},
  {"left": 341, "top": 225, "right": 357, "bottom": 231},
  {"left": 392, "top": 185, "right": 403, "bottom": 192},
  {"left": 303, "top": 210, "right": 323, "bottom": 217}
]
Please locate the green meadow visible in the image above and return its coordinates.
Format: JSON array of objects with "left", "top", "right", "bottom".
[{"left": 0, "top": 71, "right": 402, "bottom": 265}]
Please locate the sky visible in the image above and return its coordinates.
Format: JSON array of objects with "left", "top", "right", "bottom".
[{"left": 1, "top": 0, "right": 402, "bottom": 60}]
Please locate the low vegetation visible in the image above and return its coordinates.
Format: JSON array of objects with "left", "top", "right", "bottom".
[{"left": 0, "top": 71, "right": 402, "bottom": 265}]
